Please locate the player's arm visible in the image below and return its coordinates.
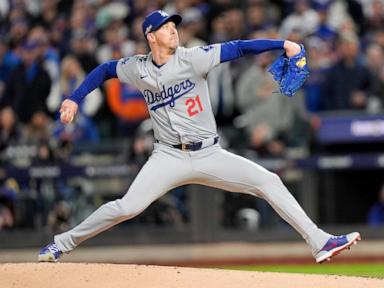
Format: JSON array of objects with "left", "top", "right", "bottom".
[
  {"left": 220, "top": 39, "right": 301, "bottom": 63},
  {"left": 60, "top": 61, "right": 118, "bottom": 124}
]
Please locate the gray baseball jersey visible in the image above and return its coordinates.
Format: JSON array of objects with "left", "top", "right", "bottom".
[
  {"left": 54, "top": 44, "right": 331, "bottom": 258},
  {"left": 116, "top": 45, "right": 220, "bottom": 144}
]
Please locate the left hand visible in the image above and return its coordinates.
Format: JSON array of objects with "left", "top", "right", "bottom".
[
  {"left": 268, "top": 43, "right": 309, "bottom": 97},
  {"left": 284, "top": 40, "right": 301, "bottom": 58}
]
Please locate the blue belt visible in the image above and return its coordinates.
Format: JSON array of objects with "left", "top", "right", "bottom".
[{"left": 156, "top": 136, "right": 219, "bottom": 151}]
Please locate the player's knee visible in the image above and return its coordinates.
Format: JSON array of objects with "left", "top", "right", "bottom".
[
  {"left": 269, "top": 172, "right": 283, "bottom": 184},
  {"left": 113, "top": 198, "right": 143, "bottom": 219},
  {"left": 116, "top": 197, "right": 147, "bottom": 218},
  {"left": 258, "top": 171, "right": 283, "bottom": 191}
]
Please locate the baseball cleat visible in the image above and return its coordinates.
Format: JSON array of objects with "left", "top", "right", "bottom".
[
  {"left": 315, "top": 232, "right": 361, "bottom": 264},
  {"left": 38, "top": 242, "right": 62, "bottom": 262}
]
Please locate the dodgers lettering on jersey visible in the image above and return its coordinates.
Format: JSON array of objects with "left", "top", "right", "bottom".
[
  {"left": 143, "top": 79, "right": 195, "bottom": 111},
  {"left": 116, "top": 44, "right": 221, "bottom": 144}
]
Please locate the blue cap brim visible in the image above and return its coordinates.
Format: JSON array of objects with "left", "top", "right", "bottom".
[{"left": 153, "top": 14, "right": 182, "bottom": 32}]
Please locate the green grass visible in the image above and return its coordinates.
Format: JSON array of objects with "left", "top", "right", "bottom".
[{"left": 222, "top": 263, "right": 384, "bottom": 278}]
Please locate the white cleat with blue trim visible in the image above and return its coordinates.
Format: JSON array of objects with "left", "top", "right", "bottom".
[
  {"left": 38, "top": 242, "right": 63, "bottom": 262},
  {"left": 315, "top": 232, "right": 361, "bottom": 264}
]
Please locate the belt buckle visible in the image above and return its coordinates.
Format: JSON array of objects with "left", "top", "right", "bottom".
[{"left": 181, "top": 143, "right": 188, "bottom": 151}]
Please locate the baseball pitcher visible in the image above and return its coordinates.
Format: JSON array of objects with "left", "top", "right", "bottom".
[{"left": 39, "top": 10, "right": 360, "bottom": 264}]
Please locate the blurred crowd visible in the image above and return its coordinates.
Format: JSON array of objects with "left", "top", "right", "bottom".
[{"left": 1, "top": 0, "right": 384, "bottom": 231}]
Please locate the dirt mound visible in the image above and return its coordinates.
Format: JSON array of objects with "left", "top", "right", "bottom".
[{"left": 0, "top": 263, "right": 382, "bottom": 288}]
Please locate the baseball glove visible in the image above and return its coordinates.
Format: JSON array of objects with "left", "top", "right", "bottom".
[{"left": 268, "top": 44, "right": 309, "bottom": 97}]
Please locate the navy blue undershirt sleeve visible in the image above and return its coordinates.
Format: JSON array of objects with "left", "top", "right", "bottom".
[
  {"left": 220, "top": 39, "right": 285, "bottom": 63},
  {"left": 68, "top": 60, "right": 118, "bottom": 104}
]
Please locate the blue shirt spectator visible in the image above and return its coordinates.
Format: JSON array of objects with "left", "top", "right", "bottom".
[
  {"left": 0, "top": 40, "right": 20, "bottom": 106},
  {"left": 368, "top": 185, "right": 384, "bottom": 226},
  {"left": 324, "top": 32, "right": 372, "bottom": 110},
  {"left": 4, "top": 41, "right": 51, "bottom": 123}
]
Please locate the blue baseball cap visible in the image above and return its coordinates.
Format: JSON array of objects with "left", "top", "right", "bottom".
[{"left": 142, "top": 10, "right": 182, "bottom": 36}]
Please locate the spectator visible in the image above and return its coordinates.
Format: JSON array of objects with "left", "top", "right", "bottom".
[
  {"left": 0, "top": 1, "right": 9, "bottom": 24},
  {"left": 28, "top": 26, "right": 61, "bottom": 118},
  {"left": 345, "top": 0, "right": 365, "bottom": 36},
  {"left": 7, "top": 16, "right": 29, "bottom": 49},
  {"left": 326, "top": 1, "right": 358, "bottom": 35},
  {"left": 312, "top": 3, "right": 338, "bottom": 46},
  {"left": 51, "top": 55, "right": 101, "bottom": 143},
  {"left": 225, "top": 8, "right": 246, "bottom": 39},
  {"left": 105, "top": 43, "right": 149, "bottom": 137},
  {"left": 27, "top": 148, "right": 60, "bottom": 230},
  {"left": 245, "top": 3, "right": 276, "bottom": 34},
  {"left": 95, "top": 1, "right": 130, "bottom": 31},
  {"left": 367, "top": 184, "right": 384, "bottom": 226},
  {"left": 0, "top": 203, "right": 13, "bottom": 230},
  {"left": 5, "top": 40, "right": 52, "bottom": 124},
  {"left": 50, "top": 16, "right": 72, "bottom": 58},
  {"left": 337, "top": 15, "right": 360, "bottom": 36},
  {"left": 105, "top": 77, "right": 149, "bottom": 137},
  {"left": 0, "top": 38, "right": 20, "bottom": 107},
  {"left": 371, "top": 28, "right": 384, "bottom": 50},
  {"left": 47, "top": 200, "right": 71, "bottom": 233},
  {"left": 178, "top": 19, "right": 206, "bottom": 48},
  {"left": 323, "top": 32, "right": 372, "bottom": 111},
  {"left": 96, "top": 20, "right": 136, "bottom": 63},
  {"left": 52, "top": 114, "right": 100, "bottom": 144},
  {"left": 163, "top": 0, "right": 193, "bottom": 16},
  {"left": 177, "top": 7, "right": 206, "bottom": 44},
  {"left": 236, "top": 51, "right": 294, "bottom": 156},
  {"left": 69, "top": 2, "right": 97, "bottom": 38},
  {"left": 32, "top": 140, "right": 56, "bottom": 166},
  {"left": 130, "top": 15, "right": 147, "bottom": 42},
  {"left": 365, "top": 43, "right": 384, "bottom": 112},
  {"left": 69, "top": 31, "right": 99, "bottom": 74},
  {"left": 363, "top": 0, "right": 384, "bottom": 34},
  {"left": 0, "top": 178, "right": 19, "bottom": 230},
  {"left": 0, "top": 106, "right": 22, "bottom": 155},
  {"left": 129, "top": 119, "right": 154, "bottom": 167},
  {"left": 58, "top": 55, "right": 103, "bottom": 118},
  {"left": 209, "top": 13, "right": 229, "bottom": 43},
  {"left": 279, "top": 0, "right": 319, "bottom": 39},
  {"left": 207, "top": 0, "right": 234, "bottom": 21},
  {"left": 303, "top": 36, "right": 331, "bottom": 113},
  {"left": 23, "top": 111, "right": 52, "bottom": 145},
  {"left": 32, "top": 0, "right": 60, "bottom": 30}
]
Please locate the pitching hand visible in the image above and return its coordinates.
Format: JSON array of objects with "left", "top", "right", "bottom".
[
  {"left": 60, "top": 99, "right": 78, "bottom": 124},
  {"left": 283, "top": 40, "right": 301, "bottom": 58}
]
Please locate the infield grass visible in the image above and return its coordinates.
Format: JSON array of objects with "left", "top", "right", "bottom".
[{"left": 222, "top": 263, "right": 384, "bottom": 278}]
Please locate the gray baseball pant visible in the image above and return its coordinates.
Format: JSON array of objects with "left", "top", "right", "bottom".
[{"left": 55, "top": 143, "right": 330, "bottom": 255}]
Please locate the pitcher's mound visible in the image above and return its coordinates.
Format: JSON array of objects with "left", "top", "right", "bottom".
[{"left": 0, "top": 263, "right": 382, "bottom": 288}]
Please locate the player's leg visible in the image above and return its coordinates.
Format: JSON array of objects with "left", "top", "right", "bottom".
[
  {"left": 40, "top": 144, "right": 192, "bottom": 260},
  {"left": 191, "top": 146, "right": 357, "bottom": 259}
]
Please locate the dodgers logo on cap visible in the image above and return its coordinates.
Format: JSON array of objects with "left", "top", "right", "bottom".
[{"left": 142, "top": 10, "right": 182, "bottom": 36}]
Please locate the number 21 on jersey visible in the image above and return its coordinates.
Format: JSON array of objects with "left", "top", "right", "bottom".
[{"left": 186, "top": 95, "right": 203, "bottom": 117}]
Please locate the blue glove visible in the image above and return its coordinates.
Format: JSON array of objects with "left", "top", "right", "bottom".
[{"left": 268, "top": 44, "right": 309, "bottom": 97}]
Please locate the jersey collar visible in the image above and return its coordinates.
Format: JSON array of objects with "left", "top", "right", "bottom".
[{"left": 148, "top": 48, "right": 179, "bottom": 70}]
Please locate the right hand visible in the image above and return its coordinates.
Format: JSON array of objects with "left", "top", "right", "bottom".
[{"left": 59, "top": 99, "right": 78, "bottom": 124}]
